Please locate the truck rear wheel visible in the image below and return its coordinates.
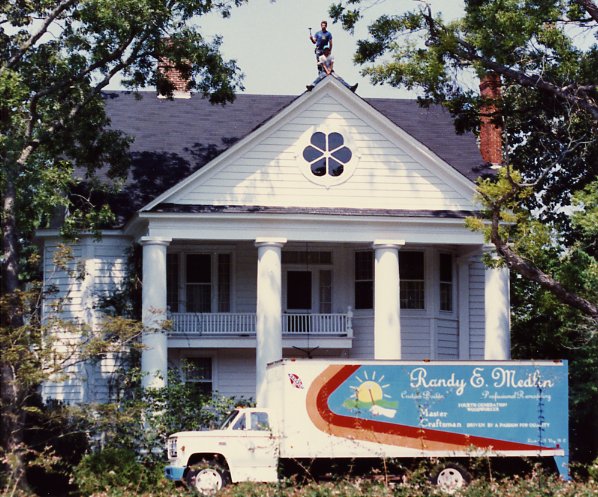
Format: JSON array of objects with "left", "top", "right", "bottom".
[
  {"left": 185, "top": 460, "right": 230, "bottom": 495},
  {"left": 431, "top": 463, "right": 471, "bottom": 494}
]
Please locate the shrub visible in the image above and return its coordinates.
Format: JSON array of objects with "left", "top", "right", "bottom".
[{"left": 72, "top": 447, "right": 167, "bottom": 496}]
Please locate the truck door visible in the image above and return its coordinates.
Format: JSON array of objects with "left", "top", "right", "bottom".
[
  {"left": 229, "top": 411, "right": 278, "bottom": 481},
  {"left": 246, "top": 412, "right": 278, "bottom": 470}
]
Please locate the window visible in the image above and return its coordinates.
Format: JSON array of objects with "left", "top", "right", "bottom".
[
  {"left": 233, "top": 413, "right": 246, "bottom": 430},
  {"left": 249, "top": 412, "right": 270, "bottom": 431},
  {"left": 399, "top": 251, "right": 424, "bottom": 309},
  {"left": 354, "top": 251, "right": 373, "bottom": 309},
  {"left": 302, "top": 131, "right": 352, "bottom": 178},
  {"left": 439, "top": 253, "right": 453, "bottom": 311},
  {"left": 167, "top": 254, "right": 179, "bottom": 312},
  {"left": 218, "top": 254, "right": 231, "bottom": 312},
  {"left": 186, "top": 254, "right": 211, "bottom": 312},
  {"left": 282, "top": 251, "right": 332, "bottom": 265},
  {"left": 319, "top": 270, "right": 332, "bottom": 313},
  {"left": 167, "top": 253, "right": 231, "bottom": 312},
  {"left": 183, "top": 357, "right": 213, "bottom": 396}
]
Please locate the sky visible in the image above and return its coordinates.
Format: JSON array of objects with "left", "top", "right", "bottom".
[{"left": 182, "top": 0, "right": 466, "bottom": 99}]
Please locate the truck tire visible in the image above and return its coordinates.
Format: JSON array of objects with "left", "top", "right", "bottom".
[
  {"left": 185, "top": 460, "right": 230, "bottom": 495},
  {"left": 431, "top": 462, "right": 471, "bottom": 494}
]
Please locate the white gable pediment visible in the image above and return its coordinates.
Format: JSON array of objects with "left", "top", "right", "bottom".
[{"left": 142, "top": 77, "right": 478, "bottom": 213}]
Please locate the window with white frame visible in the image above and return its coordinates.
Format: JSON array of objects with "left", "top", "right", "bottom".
[
  {"left": 166, "top": 254, "right": 179, "bottom": 312},
  {"left": 167, "top": 253, "right": 231, "bottom": 312},
  {"left": 399, "top": 251, "right": 425, "bottom": 309},
  {"left": 183, "top": 357, "right": 213, "bottom": 396},
  {"left": 439, "top": 253, "right": 453, "bottom": 312},
  {"left": 319, "top": 270, "right": 332, "bottom": 313}
]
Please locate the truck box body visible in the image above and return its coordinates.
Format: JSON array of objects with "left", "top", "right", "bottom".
[
  {"left": 165, "top": 359, "right": 569, "bottom": 489},
  {"left": 266, "top": 359, "right": 568, "bottom": 473}
]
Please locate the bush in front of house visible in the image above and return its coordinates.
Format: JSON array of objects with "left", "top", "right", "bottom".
[{"left": 72, "top": 447, "right": 168, "bottom": 496}]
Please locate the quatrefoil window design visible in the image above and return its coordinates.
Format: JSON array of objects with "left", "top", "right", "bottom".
[{"left": 302, "top": 132, "right": 352, "bottom": 177}]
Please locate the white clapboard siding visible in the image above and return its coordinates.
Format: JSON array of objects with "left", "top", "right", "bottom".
[
  {"left": 468, "top": 257, "right": 486, "bottom": 359},
  {"left": 234, "top": 242, "right": 258, "bottom": 313},
  {"left": 168, "top": 94, "right": 475, "bottom": 211},
  {"left": 402, "top": 317, "right": 432, "bottom": 359},
  {"left": 214, "top": 351, "right": 256, "bottom": 400},
  {"left": 349, "top": 313, "right": 375, "bottom": 359},
  {"left": 437, "top": 318, "right": 459, "bottom": 359},
  {"left": 42, "top": 235, "right": 132, "bottom": 403}
]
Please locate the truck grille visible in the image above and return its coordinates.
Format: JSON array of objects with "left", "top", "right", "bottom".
[{"left": 168, "top": 437, "right": 177, "bottom": 458}]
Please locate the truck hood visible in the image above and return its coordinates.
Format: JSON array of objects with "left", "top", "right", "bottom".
[{"left": 171, "top": 429, "right": 231, "bottom": 438}]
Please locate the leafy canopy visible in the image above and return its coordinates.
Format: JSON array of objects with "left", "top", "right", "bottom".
[{"left": 329, "top": 0, "right": 597, "bottom": 320}]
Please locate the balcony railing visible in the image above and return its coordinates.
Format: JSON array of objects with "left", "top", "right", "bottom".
[{"left": 168, "top": 308, "right": 353, "bottom": 337}]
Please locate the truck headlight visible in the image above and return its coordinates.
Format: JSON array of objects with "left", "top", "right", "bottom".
[{"left": 168, "top": 437, "right": 177, "bottom": 458}]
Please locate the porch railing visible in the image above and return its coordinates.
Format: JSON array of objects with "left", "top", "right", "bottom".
[{"left": 168, "top": 308, "right": 353, "bottom": 337}]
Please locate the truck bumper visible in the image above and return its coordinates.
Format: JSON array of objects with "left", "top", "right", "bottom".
[{"left": 164, "top": 465, "right": 186, "bottom": 481}]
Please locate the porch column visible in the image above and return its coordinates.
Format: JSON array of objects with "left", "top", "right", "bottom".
[
  {"left": 255, "top": 238, "right": 286, "bottom": 407},
  {"left": 140, "top": 237, "right": 171, "bottom": 389},
  {"left": 373, "top": 240, "right": 405, "bottom": 359},
  {"left": 484, "top": 247, "right": 511, "bottom": 359}
]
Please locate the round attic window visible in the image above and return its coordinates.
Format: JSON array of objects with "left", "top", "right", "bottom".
[{"left": 298, "top": 128, "right": 359, "bottom": 187}]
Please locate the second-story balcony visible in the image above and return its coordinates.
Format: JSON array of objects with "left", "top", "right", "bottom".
[{"left": 167, "top": 309, "right": 353, "bottom": 349}]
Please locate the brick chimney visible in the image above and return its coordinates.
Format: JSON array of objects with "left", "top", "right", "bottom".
[
  {"left": 479, "top": 72, "right": 503, "bottom": 167},
  {"left": 157, "top": 40, "right": 192, "bottom": 99}
]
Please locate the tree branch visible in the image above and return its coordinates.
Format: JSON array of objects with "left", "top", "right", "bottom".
[
  {"left": 418, "top": 6, "right": 598, "bottom": 121},
  {"left": 489, "top": 211, "right": 598, "bottom": 322},
  {"left": 0, "top": 0, "right": 79, "bottom": 77},
  {"left": 575, "top": 0, "right": 598, "bottom": 23}
]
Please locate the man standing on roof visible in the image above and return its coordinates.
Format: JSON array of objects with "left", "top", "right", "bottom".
[{"left": 309, "top": 20, "right": 333, "bottom": 71}]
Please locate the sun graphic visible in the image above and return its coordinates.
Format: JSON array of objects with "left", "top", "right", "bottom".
[
  {"left": 355, "top": 380, "right": 385, "bottom": 403},
  {"left": 343, "top": 370, "right": 398, "bottom": 415}
]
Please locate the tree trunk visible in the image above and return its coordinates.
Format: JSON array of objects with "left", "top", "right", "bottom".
[{"left": 1, "top": 171, "right": 29, "bottom": 491}]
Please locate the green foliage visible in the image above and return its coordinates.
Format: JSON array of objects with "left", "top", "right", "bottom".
[
  {"left": 1, "top": 1, "right": 246, "bottom": 490},
  {"left": 73, "top": 447, "right": 168, "bottom": 496},
  {"left": 72, "top": 365, "right": 252, "bottom": 463}
]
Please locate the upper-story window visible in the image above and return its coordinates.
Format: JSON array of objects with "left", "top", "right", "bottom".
[
  {"left": 299, "top": 128, "right": 359, "bottom": 187},
  {"left": 439, "top": 253, "right": 453, "bottom": 312},
  {"left": 353, "top": 250, "right": 425, "bottom": 310},
  {"left": 167, "top": 253, "right": 231, "bottom": 312},
  {"left": 354, "top": 251, "right": 374, "bottom": 309}
]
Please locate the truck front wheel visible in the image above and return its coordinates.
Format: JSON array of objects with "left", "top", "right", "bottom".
[
  {"left": 431, "top": 463, "right": 471, "bottom": 494},
  {"left": 185, "top": 460, "right": 230, "bottom": 495}
]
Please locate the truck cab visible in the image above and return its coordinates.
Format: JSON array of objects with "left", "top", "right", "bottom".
[{"left": 165, "top": 408, "right": 279, "bottom": 493}]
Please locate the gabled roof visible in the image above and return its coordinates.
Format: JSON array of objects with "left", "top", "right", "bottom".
[{"left": 102, "top": 87, "right": 491, "bottom": 224}]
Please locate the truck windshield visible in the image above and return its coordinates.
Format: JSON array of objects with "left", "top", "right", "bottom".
[{"left": 219, "top": 410, "right": 239, "bottom": 430}]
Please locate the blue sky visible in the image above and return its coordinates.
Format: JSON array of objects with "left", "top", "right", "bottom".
[{"left": 194, "top": 0, "right": 466, "bottom": 98}]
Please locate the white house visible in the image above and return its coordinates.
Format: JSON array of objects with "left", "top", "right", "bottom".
[{"left": 37, "top": 75, "right": 510, "bottom": 405}]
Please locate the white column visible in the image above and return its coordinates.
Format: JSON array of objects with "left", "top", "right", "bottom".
[
  {"left": 255, "top": 238, "right": 286, "bottom": 407},
  {"left": 140, "top": 237, "right": 171, "bottom": 389},
  {"left": 373, "top": 240, "right": 405, "bottom": 359},
  {"left": 484, "top": 248, "right": 511, "bottom": 359}
]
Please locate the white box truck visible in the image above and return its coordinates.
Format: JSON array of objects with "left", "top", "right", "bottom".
[{"left": 165, "top": 359, "right": 568, "bottom": 493}]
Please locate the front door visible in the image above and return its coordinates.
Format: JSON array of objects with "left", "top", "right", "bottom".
[{"left": 286, "top": 270, "right": 312, "bottom": 311}]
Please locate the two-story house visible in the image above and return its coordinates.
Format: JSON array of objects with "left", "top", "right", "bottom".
[{"left": 38, "top": 75, "right": 509, "bottom": 405}]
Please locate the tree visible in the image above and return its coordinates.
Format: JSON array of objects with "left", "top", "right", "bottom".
[
  {"left": 329, "top": 0, "right": 597, "bottom": 322},
  {"left": 1, "top": 0, "right": 246, "bottom": 489}
]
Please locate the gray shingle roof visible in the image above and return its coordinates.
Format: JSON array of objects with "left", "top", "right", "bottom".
[{"left": 101, "top": 91, "right": 491, "bottom": 223}]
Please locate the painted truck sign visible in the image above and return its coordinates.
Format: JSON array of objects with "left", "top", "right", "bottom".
[{"left": 301, "top": 361, "right": 568, "bottom": 476}]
